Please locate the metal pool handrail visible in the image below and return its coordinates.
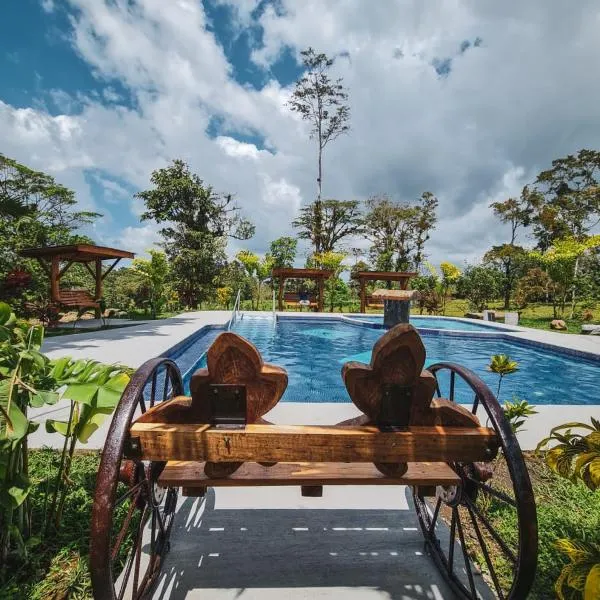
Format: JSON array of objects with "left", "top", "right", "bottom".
[{"left": 228, "top": 289, "right": 242, "bottom": 330}]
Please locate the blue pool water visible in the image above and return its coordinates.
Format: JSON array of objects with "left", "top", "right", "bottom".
[
  {"left": 345, "top": 315, "right": 511, "bottom": 332},
  {"left": 180, "top": 315, "right": 600, "bottom": 405}
]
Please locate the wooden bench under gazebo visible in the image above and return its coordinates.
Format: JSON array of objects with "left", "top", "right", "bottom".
[
  {"left": 21, "top": 244, "right": 134, "bottom": 318},
  {"left": 351, "top": 271, "right": 417, "bottom": 313},
  {"left": 272, "top": 268, "right": 334, "bottom": 312}
]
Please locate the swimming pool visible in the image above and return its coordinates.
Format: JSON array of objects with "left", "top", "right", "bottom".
[
  {"left": 344, "top": 314, "right": 512, "bottom": 332},
  {"left": 179, "top": 315, "right": 600, "bottom": 405}
]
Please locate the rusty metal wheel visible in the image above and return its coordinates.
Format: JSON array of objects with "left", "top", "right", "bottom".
[
  {"left": 90, "top": 358, "right": 183, "bottom": 600},
  {"left": 413, "top": 362, "right": 537, "bottom": 600}
]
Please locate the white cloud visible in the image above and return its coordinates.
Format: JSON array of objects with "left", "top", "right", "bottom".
[
  {"left": 2, "top": 0, "right": 600, "bottom": 268},
  {"left": 41, "top": 0, "right": 55, "bottom": 14}
]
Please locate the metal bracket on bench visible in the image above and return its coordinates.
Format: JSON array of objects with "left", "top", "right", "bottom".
[
  {"left": 377, "top": 383, "right": 412, "bottom": 431},
  {"left": 207, "top": 384, "right": 247, "bottom": 429}
]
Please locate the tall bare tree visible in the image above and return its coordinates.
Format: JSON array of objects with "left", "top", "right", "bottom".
[{"left": 287, "top": 48, "right": 350, "bottom": 253}]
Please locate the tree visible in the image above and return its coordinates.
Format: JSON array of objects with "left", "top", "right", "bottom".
[
  {"left": 287, "top": 48, "right": 350, "bottom": 253},
  {"left": 527, "top": 149, "right": 600, "bottom": 249},
  {"left": 236, "top": 251, "right": 274, "bottom": 310},
  {"left": 457, "top": 265, "right": 502, "bottom": 311},
  {"left": 137, "top": 160, "right": 254, "bottom": 308},
  {"left": 311, "top": 251, "right": 347, "bottom": 312},
  {"left": 530, "top": 236, "right": 600, "bottom": 318},
  {"left": 488, "top": 196, "right": 531, "bottom": 309},
  {"left": 293, "top": 199, "right": 364, "bottom": 253},
  {"left": 131, "top": 250, "right": 169, "bottom": 319},
  {"left": 514, "top": 267, "right": 553, "bottom": 308},
  {"left": 0, "top": 154, "right": 99, "bottom": 302},
  {"left": 484, "top": 244, "right": 528, "bottom": 309},
  {"left": 364, "top": 194, "right": 437, "bottom": 273},
  {"left": 413, "top": 192, "right": 439, "bottom": 271},
  {"left": 269, "top": 236, "right": 297, "bottom": 269},
  {"left": 439, "top": 262, "right": 461, "bottom": 314}
]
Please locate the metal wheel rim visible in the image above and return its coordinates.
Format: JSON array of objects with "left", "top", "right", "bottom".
[
  {"left": 90, "top": 358, "right": 184, "bottom": 600},
  {"left": 413, "top": 361, "right": 537, "bottom": 600}
]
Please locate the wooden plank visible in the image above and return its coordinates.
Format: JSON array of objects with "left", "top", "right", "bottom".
[
  {"left": 129, "top": 422, "right": 498, "bottom": 463},
  {"left": 159, "top": 460, "right": 461, "bottom": 487},
  {"left": 353, "top": 271, "right": 418, "bottom": 282}
]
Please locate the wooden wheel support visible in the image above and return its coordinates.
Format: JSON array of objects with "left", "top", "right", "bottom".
[{"left": 90, "top": 325, "right": 537, "bottom": 600}]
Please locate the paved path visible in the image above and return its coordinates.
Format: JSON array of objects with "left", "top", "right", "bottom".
[{"left": 151, "top": 487, "right": 470, "bottom": 600}]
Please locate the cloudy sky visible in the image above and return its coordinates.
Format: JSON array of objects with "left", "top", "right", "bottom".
[{"left": 2, "top": 0, "right": 600, "bottom": 266}]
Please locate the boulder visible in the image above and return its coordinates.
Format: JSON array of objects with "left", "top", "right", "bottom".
[{"left": 550, "top": 319, "right": 567, "bottom": 330}]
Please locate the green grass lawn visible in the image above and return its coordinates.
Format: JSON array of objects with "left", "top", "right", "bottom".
[{"left": 2, "top": 450, "right": 597, "bottom": 599}]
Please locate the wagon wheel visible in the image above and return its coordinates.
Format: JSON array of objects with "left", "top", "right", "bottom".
[
  {"left": 413, "top": 362, "right": 537, "bottom": 600},
  {"left": 90, "top": 358, "right": 184, "bottom": 600}
]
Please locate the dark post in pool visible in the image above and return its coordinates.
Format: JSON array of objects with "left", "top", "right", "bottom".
[{"left": 371, "top": 289, "right": 420, "bottom": 328}]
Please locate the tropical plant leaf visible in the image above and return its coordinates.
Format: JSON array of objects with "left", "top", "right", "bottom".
[
  {"left": 29, "top": 389, "right": 60, "bottom": 408},
  {"left": 96, "top": 372, "right": 130, "bottom": 409},
  {"left": 62, "top": 382, "right": 100, "bottom": 405},
  {"left": 45, "top": 419, "right": 72, "bottom": 437},
  {"left": 76, "top": 406, "right": 114, "bottom": 443},
  {"left": 0, "top": 302, "right": 12, "bottom": 326},
  {"left": 584, "top": 563, "right": 600, "bottom": 600}
]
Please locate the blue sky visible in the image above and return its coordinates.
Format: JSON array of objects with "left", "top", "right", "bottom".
[
  {"left": 2, "top": 1, "right": 600, "bottom": 264},
  {"left": 1, "top": 0, "right": 304, "bottom": 252}
]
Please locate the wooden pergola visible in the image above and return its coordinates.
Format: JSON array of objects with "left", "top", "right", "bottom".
[
  {"left": 271, "top": 267, "right": 334, "bottom": 312},
  {"left": 21, "top": 244, "right": 134, "bottom": 317},
  {"left": 352, "top": 271, "right": 417, "bottom": 313}
]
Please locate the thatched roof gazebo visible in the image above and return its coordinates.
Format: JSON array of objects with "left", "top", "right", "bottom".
[
  {"left": 21, "top": 244, "right": 134, "bottom": 317},
  {"left": 271, "top": 267, "right": 334, "bottom": 312}
]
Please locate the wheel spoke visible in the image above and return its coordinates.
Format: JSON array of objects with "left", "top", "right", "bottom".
[
  {"left": 455, "top": 507, "right": 477, "bottom": 598},
  {"left": 464, "top": 495, "right": 517, "bottom": 564},
  {"left": 116, "top": 480, "right": 145, "bottom": 507},
  {"left": 429, "top": 496, "right": 442, "bottom": 536},
  {"left": 117, "top": 506, "right": 147, "bottom": 600},
  {"left": 112, "top": 487, "right": 143, "bottom": 561},
  {"left": 465, "top": 476, "right": 517, "bottom": 507},
  {"left": 449, "top": 371, "right": 455, "bottom": 402},
  {"left": 465, "top": 502, "right": 505, "bottom": 600},
  {"left": 149, "top": 371, "right": 157, "bottom": 408},
  {"left": 162, "top": 368, "right": 170, "bottom": 402},
  {"left": 472, "top": 393, "right": 479, "bottom": 415},
  {"left": 448, "top": 507, "right": 457, "bottom": 572}
]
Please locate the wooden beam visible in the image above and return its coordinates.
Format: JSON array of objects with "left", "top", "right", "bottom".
[
  {"left": 128, "top": 423, "right": 498, "bottom": 463},
  {"left": 101, "top": 258, "right": 121, "bottom": 281},
  {"left": 159, "top": 460, "right": 460, "bottom": 488},
  {"left": 94, "top": 258, "right": 102, "bottom": 318},
  {"left": 83, "top": 262, "right": 95, "bottom": 279},
  {"left": 318, "top": 277, "right": 324, "bottom": 312},
  {"left": 58, "top": 261, "right": 75, "bottom": 279},
  {"left": 359, "top": 277, "right": 366, "bottom": 313},
  {"left": 50, "top": 257, "right": 60, "bottom": 302},
  {"left": 278, "top": 276, "right": 284, "bottom": 311}
]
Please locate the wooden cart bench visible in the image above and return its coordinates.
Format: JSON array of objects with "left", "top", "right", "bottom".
[{"left": 90, "top": 324, "right": 537, "bottom": 600}]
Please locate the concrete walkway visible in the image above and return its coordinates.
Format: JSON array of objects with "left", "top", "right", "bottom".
[{"left": 151, "top": 487, "right": 470, "bottom": 600}]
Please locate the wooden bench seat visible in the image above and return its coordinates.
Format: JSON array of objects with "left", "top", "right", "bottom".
[
  {"left": 57, "top": 289, "right": 99, "bottom": 309},
  {"left": 159, "top": 460, "right": 460, "bottom": 490},
  {"left": 284, "top": 292, "right": 318, "bottom": 310},
  {"left": 365, "top": 294, "right": 384, "bottom": 309}
]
